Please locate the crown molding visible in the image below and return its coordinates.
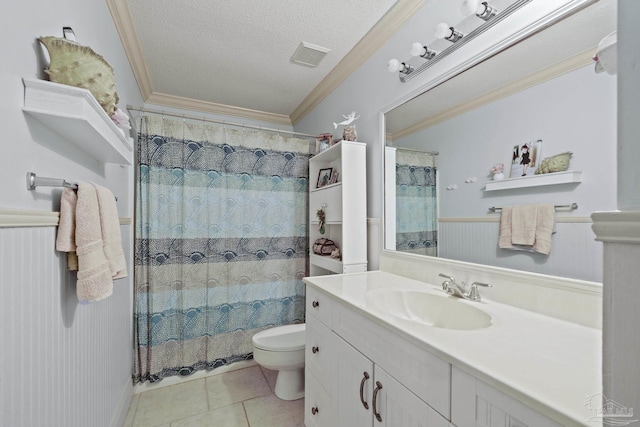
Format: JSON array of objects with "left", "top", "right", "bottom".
[
  {"left": 145, "top": 92, "right": 292, "bottom": 126},
  {"left": 391, "top": 48, "right": 594, "bottom": 140},
  {"left": 592, "top": 211, "right": 640, "bottom": 244},
  {"left": 106, "top": 0, "right": 154, "bottom": 99},
  {"left": 290, "top": 0, "right": 429, "bottom": 125}
]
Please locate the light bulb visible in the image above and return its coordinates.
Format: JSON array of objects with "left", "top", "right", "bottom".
[
  {"left": 461, "top": 0, "right": 482, "bottom": 16},
  {"left": 387, "top": 59, "right": 401, "bottom": 72},
  {"left": 410, "top": 42, "right": 424, "bottom": 57},
  {"left": 434, "top": 23, "right": 452, "bottom": 40}
]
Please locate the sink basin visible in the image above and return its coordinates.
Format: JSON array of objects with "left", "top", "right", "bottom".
[{"left": 365, "top": 289, "right": 492, "bottom": 330}]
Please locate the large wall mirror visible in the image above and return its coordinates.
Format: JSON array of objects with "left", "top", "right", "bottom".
[{"left": 383, "top": 0, "right": 616, "bottom": 283}]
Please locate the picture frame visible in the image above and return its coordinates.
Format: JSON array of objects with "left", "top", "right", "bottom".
[
  {"left": 510, "top": 139, "right": 543, "bottom": 177},
  {"left": 315, "top": 133, "right": 332, "bottom": 154},
  {"left": 317, "top": 167, "right": 333, "bottom": 188}
]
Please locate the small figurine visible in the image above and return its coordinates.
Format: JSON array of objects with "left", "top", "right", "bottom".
[{"left": 333, "top": 111, "right": 360, "bottom": 141}]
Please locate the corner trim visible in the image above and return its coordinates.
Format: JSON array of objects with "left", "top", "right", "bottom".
[{"left": 591, "top": 211, "right": 640, "bottom": 244}]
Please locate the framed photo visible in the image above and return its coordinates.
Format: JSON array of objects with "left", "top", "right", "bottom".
[
  {"left": 510, "top": 139, "right": 542, "bottom": 177},
  {"left": 315, "top": 133, "right": 332, "bottom": 154},
  {"left": 317, "top": 167, "right": 333, "bottom": 188}
]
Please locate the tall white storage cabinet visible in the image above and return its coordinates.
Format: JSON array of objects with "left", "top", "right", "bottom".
[{"left": 309, "top": 141, "right": 367, "bottom": 275}]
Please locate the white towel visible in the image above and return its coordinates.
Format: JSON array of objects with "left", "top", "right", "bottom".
[
  {"left": 95, "top": 184, "right": 128, "bottom": 279},
  {"left": 56, "top": 188, "right": 79, "bottom": 270},
  {"left": 511, "top": 205, "right": 538, "bottom": 246},
  {"left": 75, "top": 183, "right": 113, "bottom": 303}
]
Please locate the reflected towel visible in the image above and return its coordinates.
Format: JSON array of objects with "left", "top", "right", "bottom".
[
  {"left": 498, "top": 204, "right": 556, "bottom": 255},
  {"left": 511, "top": 205, "right": 538, "bottom": 246},
  {"left": 95, "top": 184, "right": 127, "bottom": 279},
  {"left": 75, "top": 183, "right": 113, "bottom": 303},
  {"left": 56, "top": 188, "right": 79, "bottom": 270}
]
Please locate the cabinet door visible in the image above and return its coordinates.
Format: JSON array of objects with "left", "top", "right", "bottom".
[
  {"left": 335, "top": 335, "right": 375, "bottom": 427},
  {"left": 374, "top": 366, "right": 450, "bottom": 427},
  {"left": 451, "top": 367, "right": 562, "bottom": 427},
  {"left": 305, "top": 368, "right": 333, "bottom": 427}
]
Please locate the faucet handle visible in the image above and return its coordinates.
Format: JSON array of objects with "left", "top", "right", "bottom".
[
  {"left": 438, "top": 273, "right": 455, "bottom": 282},
  {"left": 467, "top": 282, "right": 493, "bottom": 301}
]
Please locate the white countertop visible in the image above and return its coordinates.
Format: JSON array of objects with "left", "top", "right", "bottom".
[{"left": 303, "top": 270, "right": 601, "bottom": 426}]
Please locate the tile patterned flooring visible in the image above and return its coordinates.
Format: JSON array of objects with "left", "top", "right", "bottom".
[{"left": 124, "top": 365, "right": 305, "bottom": 427}]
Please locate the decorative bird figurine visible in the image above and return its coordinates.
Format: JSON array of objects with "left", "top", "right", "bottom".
[{"left": 333, "top": 111, "right": 360, "bottom": 129}]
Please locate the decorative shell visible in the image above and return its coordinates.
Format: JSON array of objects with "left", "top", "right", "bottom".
[
  {"left": 38, "top": 36, "right": 119, "bottom": 116},
  {"left": 535, "top": 151, "right": 573, "bottom": 174}
]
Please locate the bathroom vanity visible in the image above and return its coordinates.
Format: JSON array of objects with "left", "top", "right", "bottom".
[{"left": 303, "top": 271, "right": 601, "bottom": 427}]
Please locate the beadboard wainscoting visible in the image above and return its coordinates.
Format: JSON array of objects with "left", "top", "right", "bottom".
[
  {"left": 438, "top": 216, "right": 600, "bottom": 283},
  {"left": 0, "top": 224, "right": 134, "bottom": 427}
]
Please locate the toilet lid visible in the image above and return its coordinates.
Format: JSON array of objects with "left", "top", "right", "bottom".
[{"left": 252, "top": 323, "right": 305, "bottom": 352}]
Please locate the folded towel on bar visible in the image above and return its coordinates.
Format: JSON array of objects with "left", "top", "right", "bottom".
[
  {"left": 498, "top": 204, "right": 556, "bottom": 255},
  {"left": 56, "top": 188, "right": 79, "bottom": 270},
  {"left": 511, "top": 204, "right": 538, "bottom": 246},
  {"left": 95, "top": 184, "right": 128, "bottom": 279},
  {"left": 74, "top": 183, "right": 113, "bottom": 303}
]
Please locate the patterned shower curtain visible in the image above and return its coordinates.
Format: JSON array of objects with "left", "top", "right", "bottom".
[
  {"left": 134, "top": 115, "right": 310, "bottom": 383},
  {"left": 395, "top": 149, "right": 438, "bottom": 256}
]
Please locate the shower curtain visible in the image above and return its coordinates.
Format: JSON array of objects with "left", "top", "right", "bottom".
[
  {"left": 395, "top": 149, "right": 437, "bottom": 256},
  {"left": 134, "top": 115, "right": 310, "bottom": 383}
]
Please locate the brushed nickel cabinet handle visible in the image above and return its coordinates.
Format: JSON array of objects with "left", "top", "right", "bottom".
[
  {"left": 312, "top": 300, "right": 320, "bottom": 308},
  {"left": 312, "top": 346, "right": 319, "bottom": 354},
  {"left": 372, "top": 381, "right": 383, "bottom": 422},
  {"left": 359, "top": 371, "right": 370, "bottom": 410},
  {"left": 311, "top": 406, "right": 319, "bottom": 415}
]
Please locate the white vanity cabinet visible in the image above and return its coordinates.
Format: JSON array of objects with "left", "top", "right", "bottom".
[
  {"left": 309, "top": 141, "right": 367, "bottom": 275},
  {"left": 305, "top": 285, "right": 451, "bottom": 427}
]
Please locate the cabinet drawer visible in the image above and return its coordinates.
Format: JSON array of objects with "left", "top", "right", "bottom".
[
  {"left": 305, "top": 369, "right": 333, "bottom": 427},
  {"left": 306, "top": 316, "right": 336, "bottom": 392},
  {"left": 310, "top": 184, "right": 342, "bottom": 223},
  {"left": 333, "top": 300, "right": 451, "bottom": 419},
  {"left": 306, "top": 286, "right": 333, "bottom": 327}
]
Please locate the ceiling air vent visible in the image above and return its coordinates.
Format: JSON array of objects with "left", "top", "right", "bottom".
[{"left": 290, "top": 42, "right": 330, "bottom": 67}]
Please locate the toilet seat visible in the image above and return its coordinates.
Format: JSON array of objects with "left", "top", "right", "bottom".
[{"left": 252, "top": 324, "right": 305, "bottom": 352}]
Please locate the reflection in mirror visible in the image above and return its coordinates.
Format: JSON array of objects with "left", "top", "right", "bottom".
[
  {"left": 383, "top": 0, "right": 616, "bottom": 282},
  {"left": 385, "top": 147, "right": 438, "bottom": 256}
]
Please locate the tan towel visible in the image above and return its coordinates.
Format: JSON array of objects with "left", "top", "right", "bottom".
[
  {"left": 532, "top": 204, "right": 555, "bottom": 255},
  {"left": 498, "top": 206, "right": 513, "bottom": 249},
  {"left": 511, "top": 204, "right": 538, "bottom": 246},
  {"left": 498, "top": 204, "right": 556, "bottom": 255},
  {"left": 95, "top": 184, "right": 128, "bottom": 279},
  {"left": 75, "top": 183, "right": 113, "bottom": 303},
  {"left": 56, "top": 188, "right": 79, "bottom": 270}
]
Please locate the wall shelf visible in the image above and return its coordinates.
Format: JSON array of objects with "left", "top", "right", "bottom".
[
  {"left": 484, "top": 170, "right": 582, "bottom": 192},
  {"left": 22, "top": 78, "right": 133, "bottom": 165},
  {"left": 310, "top": 254, "right": 343, "bottom": 274}
]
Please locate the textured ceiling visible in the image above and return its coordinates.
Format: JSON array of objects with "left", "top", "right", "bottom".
[
  {"left": 386, "top": 0, "right": 617, "bottom": 137},
  {"left": 126, "top": 0, "right": 399, "bottom": 119}
]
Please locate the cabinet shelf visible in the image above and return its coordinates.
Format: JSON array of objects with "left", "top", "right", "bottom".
[
  {"left": 310, "top": 182, "right": 342, "bottom": 193},
  {"left": 22, "top": 78, "right": 133, "bottom": 165},
  {"left": 310, "top": 254, "right": 343, "bottom": 274},
  {"left": 484, "top": 170, "right": 581, "bottom": 191}
]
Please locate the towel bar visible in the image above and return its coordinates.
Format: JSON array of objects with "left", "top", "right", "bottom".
[
  {"left": 489, "top": 203, "right": 578, "bottom": 212},
  {"left": 26, "top": 172, "right": 117, "bottom": 201}
]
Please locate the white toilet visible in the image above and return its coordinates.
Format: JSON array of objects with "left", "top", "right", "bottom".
[{"left": 251, "top": 323, "right": 306, "bottom": 401}]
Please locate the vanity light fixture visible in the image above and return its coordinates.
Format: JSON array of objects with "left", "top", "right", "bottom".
[
  {"left": 462, "top": 0, "right": 498, "bottom": 21},
  {"left": 434, "top": 23, "right": 464, "bottom": 43},
  {"left": 410, "top": 42, "right": 436, "bottom": 60},
  {"left": 387, "top": 59, "right": 414, "bottom": 75},
  {"left": 388, "top": 0, "right": 532, "bottom": 83}
]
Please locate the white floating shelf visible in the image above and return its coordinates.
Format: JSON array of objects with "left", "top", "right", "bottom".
[
  {"left": 484, "top": 170, "right": 582, "bottom": 191},
  {"left": 22, "top": 78, "right": 133, "bottom": 165}
]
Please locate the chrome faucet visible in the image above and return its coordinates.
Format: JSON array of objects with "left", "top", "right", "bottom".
[{"left": 438, "top": 273, "right": 492, "bottom": 302}]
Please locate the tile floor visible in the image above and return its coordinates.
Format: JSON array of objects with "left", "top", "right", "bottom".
[{"left": 124, "top": 365, "right": 305, "bottom": 427}]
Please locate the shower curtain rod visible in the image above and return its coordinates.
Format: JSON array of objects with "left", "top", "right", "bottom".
[
  {"left": 390, "top": 146, "right": 439, "bottom": 156},
  {"left": 126, "top": 105, "right": 319, "bottom": 139}
]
